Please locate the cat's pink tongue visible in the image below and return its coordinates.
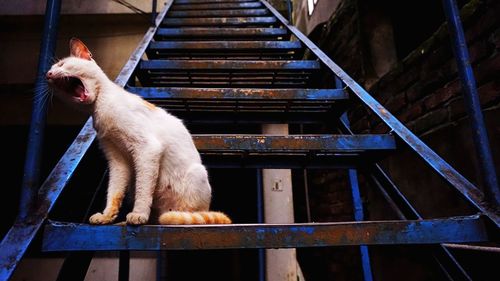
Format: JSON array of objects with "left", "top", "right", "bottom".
[{"left": 75, "top": 84, "right": 89, "bottom": 102}]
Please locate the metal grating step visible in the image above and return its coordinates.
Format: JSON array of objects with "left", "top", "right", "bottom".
[
  {"left": 42, "top": 215, "right": 488, "bottom": 251},
  {"left": 162, "top": 16, "right": 278, "bottom": 27},
  {"left": 155, "top": 27, "right": 289, "bottom": 41},
  {"left": 138, "top": 60, "right": 320, "bottom": 88},
  {"left": 146, "top": 40, "right": 303, "bottom": 59},
  {"left": 175, "top": 0, "right": 255, "bottom": 3},
  {"left": 170, "top": 2, "right": 263, "bottom": 11},
  {"left": 192, "top": 134, "right": 396, "bottom": 168},
  {"left": 167, "top": 8, "right": 270, "bottom": 17},
  {"left": 127, "top": 87, "right": 348, "bottom": 123}
]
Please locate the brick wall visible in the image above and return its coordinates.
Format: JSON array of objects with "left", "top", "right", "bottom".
[
  {"left": 351, "top": 0, "right": 500, "bottom": 138},
  {"left": 299, "top": 0, "right": 499, "bottom": 280}
]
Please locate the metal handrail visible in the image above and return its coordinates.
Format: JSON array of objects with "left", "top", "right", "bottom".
[{"left": 259, "top": 0, "right": 499, "bottom": 227}]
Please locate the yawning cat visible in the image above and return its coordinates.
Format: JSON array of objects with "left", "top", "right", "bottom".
[{"left": 46, "top": 38, "right": 231, "bottom": 225}]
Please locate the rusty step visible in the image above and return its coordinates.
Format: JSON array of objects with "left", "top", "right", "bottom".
[
  {"left": 168, "top": 8, "right": 269, "bottom": 18},
  {"left": 155, "top": 27, "right": 288, "bottom": 40},
  {"left": 126, "top": 87, "right": 349, "bottom": 123},
  {"left": 138, "top": 60, "right": 320, "bottom": 87},
  {"left": 171, "top": 2, "right": 262, "bottom": 10},
  {"left": 43, "top": 215, "right": 488, "bottom": 251},
  {"left": 175, "top": 0, "right": 254, "bottom": 3},
  {"left": 195, "top": 134, "right": 396, "bottom": 168},
  {"left": 148, "top": 41, "right": 301, "bottom": 51},
  {"left": 162, "top": 16, "right": 277, "bottom": 27},
  {"left": 139, "top": 59, "right": 320, "bottom": 70},
  {"left": 146, "top": 40, "right": 303, "bottom": 59}
]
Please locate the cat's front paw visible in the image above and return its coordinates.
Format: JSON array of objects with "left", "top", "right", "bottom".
[
  {"left": 126, "top": 212, "right": 149, "bottom": 225},
  {"left": 89, "top": 212, "right": 115, "bottom": 225}
]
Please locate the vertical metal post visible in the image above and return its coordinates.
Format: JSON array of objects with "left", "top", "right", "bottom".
[
  {"left": 19, "top": 0, "right": 61, "bottom": 220},
  {"left": 256, "top": 170, "right": 266, "bottom": 281},
  {"left": 285, "top": 0, "right": 293, "bottom": 23},
  {"left": 337, "top": 77, "right": 373, "bottom": 281},
  {"left": 442, "top": 0, "right": 500, "bottom": 206},
  {"left": 152, "top": 0, "right": 158, "bottom": 25}
]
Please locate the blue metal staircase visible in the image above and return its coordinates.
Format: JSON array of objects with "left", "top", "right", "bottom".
[{"left": 1, "top": 0, "right": 498, "bottom": 280}]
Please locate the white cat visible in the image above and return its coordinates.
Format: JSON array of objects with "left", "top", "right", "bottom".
[{"left": 46, "top": 38, "right": 231, "bottom": 225}]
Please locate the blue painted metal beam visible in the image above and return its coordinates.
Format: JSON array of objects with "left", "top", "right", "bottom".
[
  {"left": 192, "top": 134, "right": 395, "bottom": 152},
  {"left": 175, "top": 0, "right": 252, "bottom": 3},
  {"left": 170, "top": 2, "right": 262, "bottom": 10},
  {"left": 441, "top": 0, "right": 500, "bottom": 206},
  {"left": 162, "top": 16, "right": 278, "bottom": 26},
  {"left": 168, "top": 8, "right": 270, "bottom": 17},
  {"left": 140, "top": 59, "right": 320, "bottom": 70},
  {"left": 149, "top": 41, "right": 301, "bottom": 50},
  {"left": 127, "top": 87, "right": 347, "bottom": 100},
  {"left": 42, "top": 216, "right": 488, "bottom": 251},
  {"left": 19, "top": 0, "right": 61, "bottom": 221},
  {"left": 258, "top": 0, "right": 500, "bottom": 227},
  {"left": 155, "top": 27, "right": 288, "bottom": 38},
  {"left": 0, "top": 3, "right": 174, "bottom": 281}
]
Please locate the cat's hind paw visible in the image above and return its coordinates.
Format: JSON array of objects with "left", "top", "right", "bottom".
[
  {"left": 126, "top": 212, "right": 149, "bottom": 225},
  {"left": 89, "top": 212, "right": 115, "bottom": 225}
]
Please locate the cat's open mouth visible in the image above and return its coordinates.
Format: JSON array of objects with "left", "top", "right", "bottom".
[{"left": 50, "top": 76, "right": 89, "bottom": 102}]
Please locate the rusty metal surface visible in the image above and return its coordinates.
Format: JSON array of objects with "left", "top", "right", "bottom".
[
  {"left": 171, "top": 2, "right": 262, "bottom": 11},
  {"left": 175, "top": 0, "right": 252, "bottom": 3},
  {"left": 259, "top": 0, "right": 500, "bottom": 227},
  {"left": 162, "top": 16, "right": 277, "bottom": 26},
  {"left": 42, "top": 215, "right": 489, "bottom": 251},
  {"left": 140, "top": 59, "right": 320, "bottom": 70},
  {"left": 168, "top": 8, "right": 270, "bottom": 17},
  {"left": 191, "top": 134, "right": 395, "bottom": 152},
  {"left": 155, "top": 27, "right": 288, "bottom": 39},
  {"left": 192, "top": 134, "right": 395, "bottom": 168},
  {"left": 127, "top": 87, "right": 346, "bottom": 100},
  {"left": 149, "top": 40, "right": 301, "bottom": 50}
]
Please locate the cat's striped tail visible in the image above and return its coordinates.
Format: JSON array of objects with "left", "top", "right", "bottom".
[{"left": 159, "top": 211, "right": 232, "bottom": 225}]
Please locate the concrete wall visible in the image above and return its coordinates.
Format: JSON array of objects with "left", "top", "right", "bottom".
[
  {"left": 0, "top": 0, "right": 164, "bottom": 15},
  {"left": 0, "top": 14, "right": 149, "bottom": 125}
]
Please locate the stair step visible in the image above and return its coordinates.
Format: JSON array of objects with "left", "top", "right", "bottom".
[
  {"left": 155, "top": 27, "right": 288, "bottom": 40},
  {"left": 42, "top": 215, "right": 487, "bottom": 251},
  {"left": 168, "top": 8, "right": 269, "bottom": 18},
  {"left": 175, "top": 0, "right": 254, "bottom": 3},
  {"left": 162, "top": 17, "right": 277, "bottom": 27},
  {"left": 146, "top": 41, "right": 302, "bottom": 59},
  {"left": 140, "top": 59, "right": 320, "bottom": 70},
  {"left": 149, "top": 41, "right": 301, "bottom": 51},
  {"left": 171, "top": 2, "right": 262, "bottom": 11},
  {"left": 192, "top": 134, "right": 396, "bottom": 168},
  {"left": 138, "top": 60, "right": 320, "bottom": 87},
  {"left": 127, "top": 87, "right": 348, "bottom": 123}
]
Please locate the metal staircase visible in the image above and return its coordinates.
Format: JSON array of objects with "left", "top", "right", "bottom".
[{"left": 1, "top": 0, "right": 498, "bottom": 280}]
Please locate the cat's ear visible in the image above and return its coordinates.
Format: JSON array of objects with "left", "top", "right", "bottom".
[{"left": 70, "top": 38, "right": 93, "bottom": 61}]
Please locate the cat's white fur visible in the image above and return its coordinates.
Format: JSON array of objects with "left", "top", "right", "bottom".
[{"left": 47, "top": 38, "right": 230, "bottom": 225}]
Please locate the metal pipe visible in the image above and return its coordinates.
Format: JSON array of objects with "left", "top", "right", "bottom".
[
  {"left": 442, "top": 243, "right": 500, "bottom": 253},
  {"left": 152, "top": 0, "right": 157, "bottom": 25},
  {"left": 336, "top": 77, "right": 373, "bottom": 281},
  {"left": 18, "top": 0, "right": 61, "bottom": 220},
  {"left": 442, "top": 0, "right": 500, "bottom": 206},
  {"left": 256, "top": 170, "right": 265, "bottom": 281},
  {"left": 285, "top": 0, "right": 292, "bottom": 23}
]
